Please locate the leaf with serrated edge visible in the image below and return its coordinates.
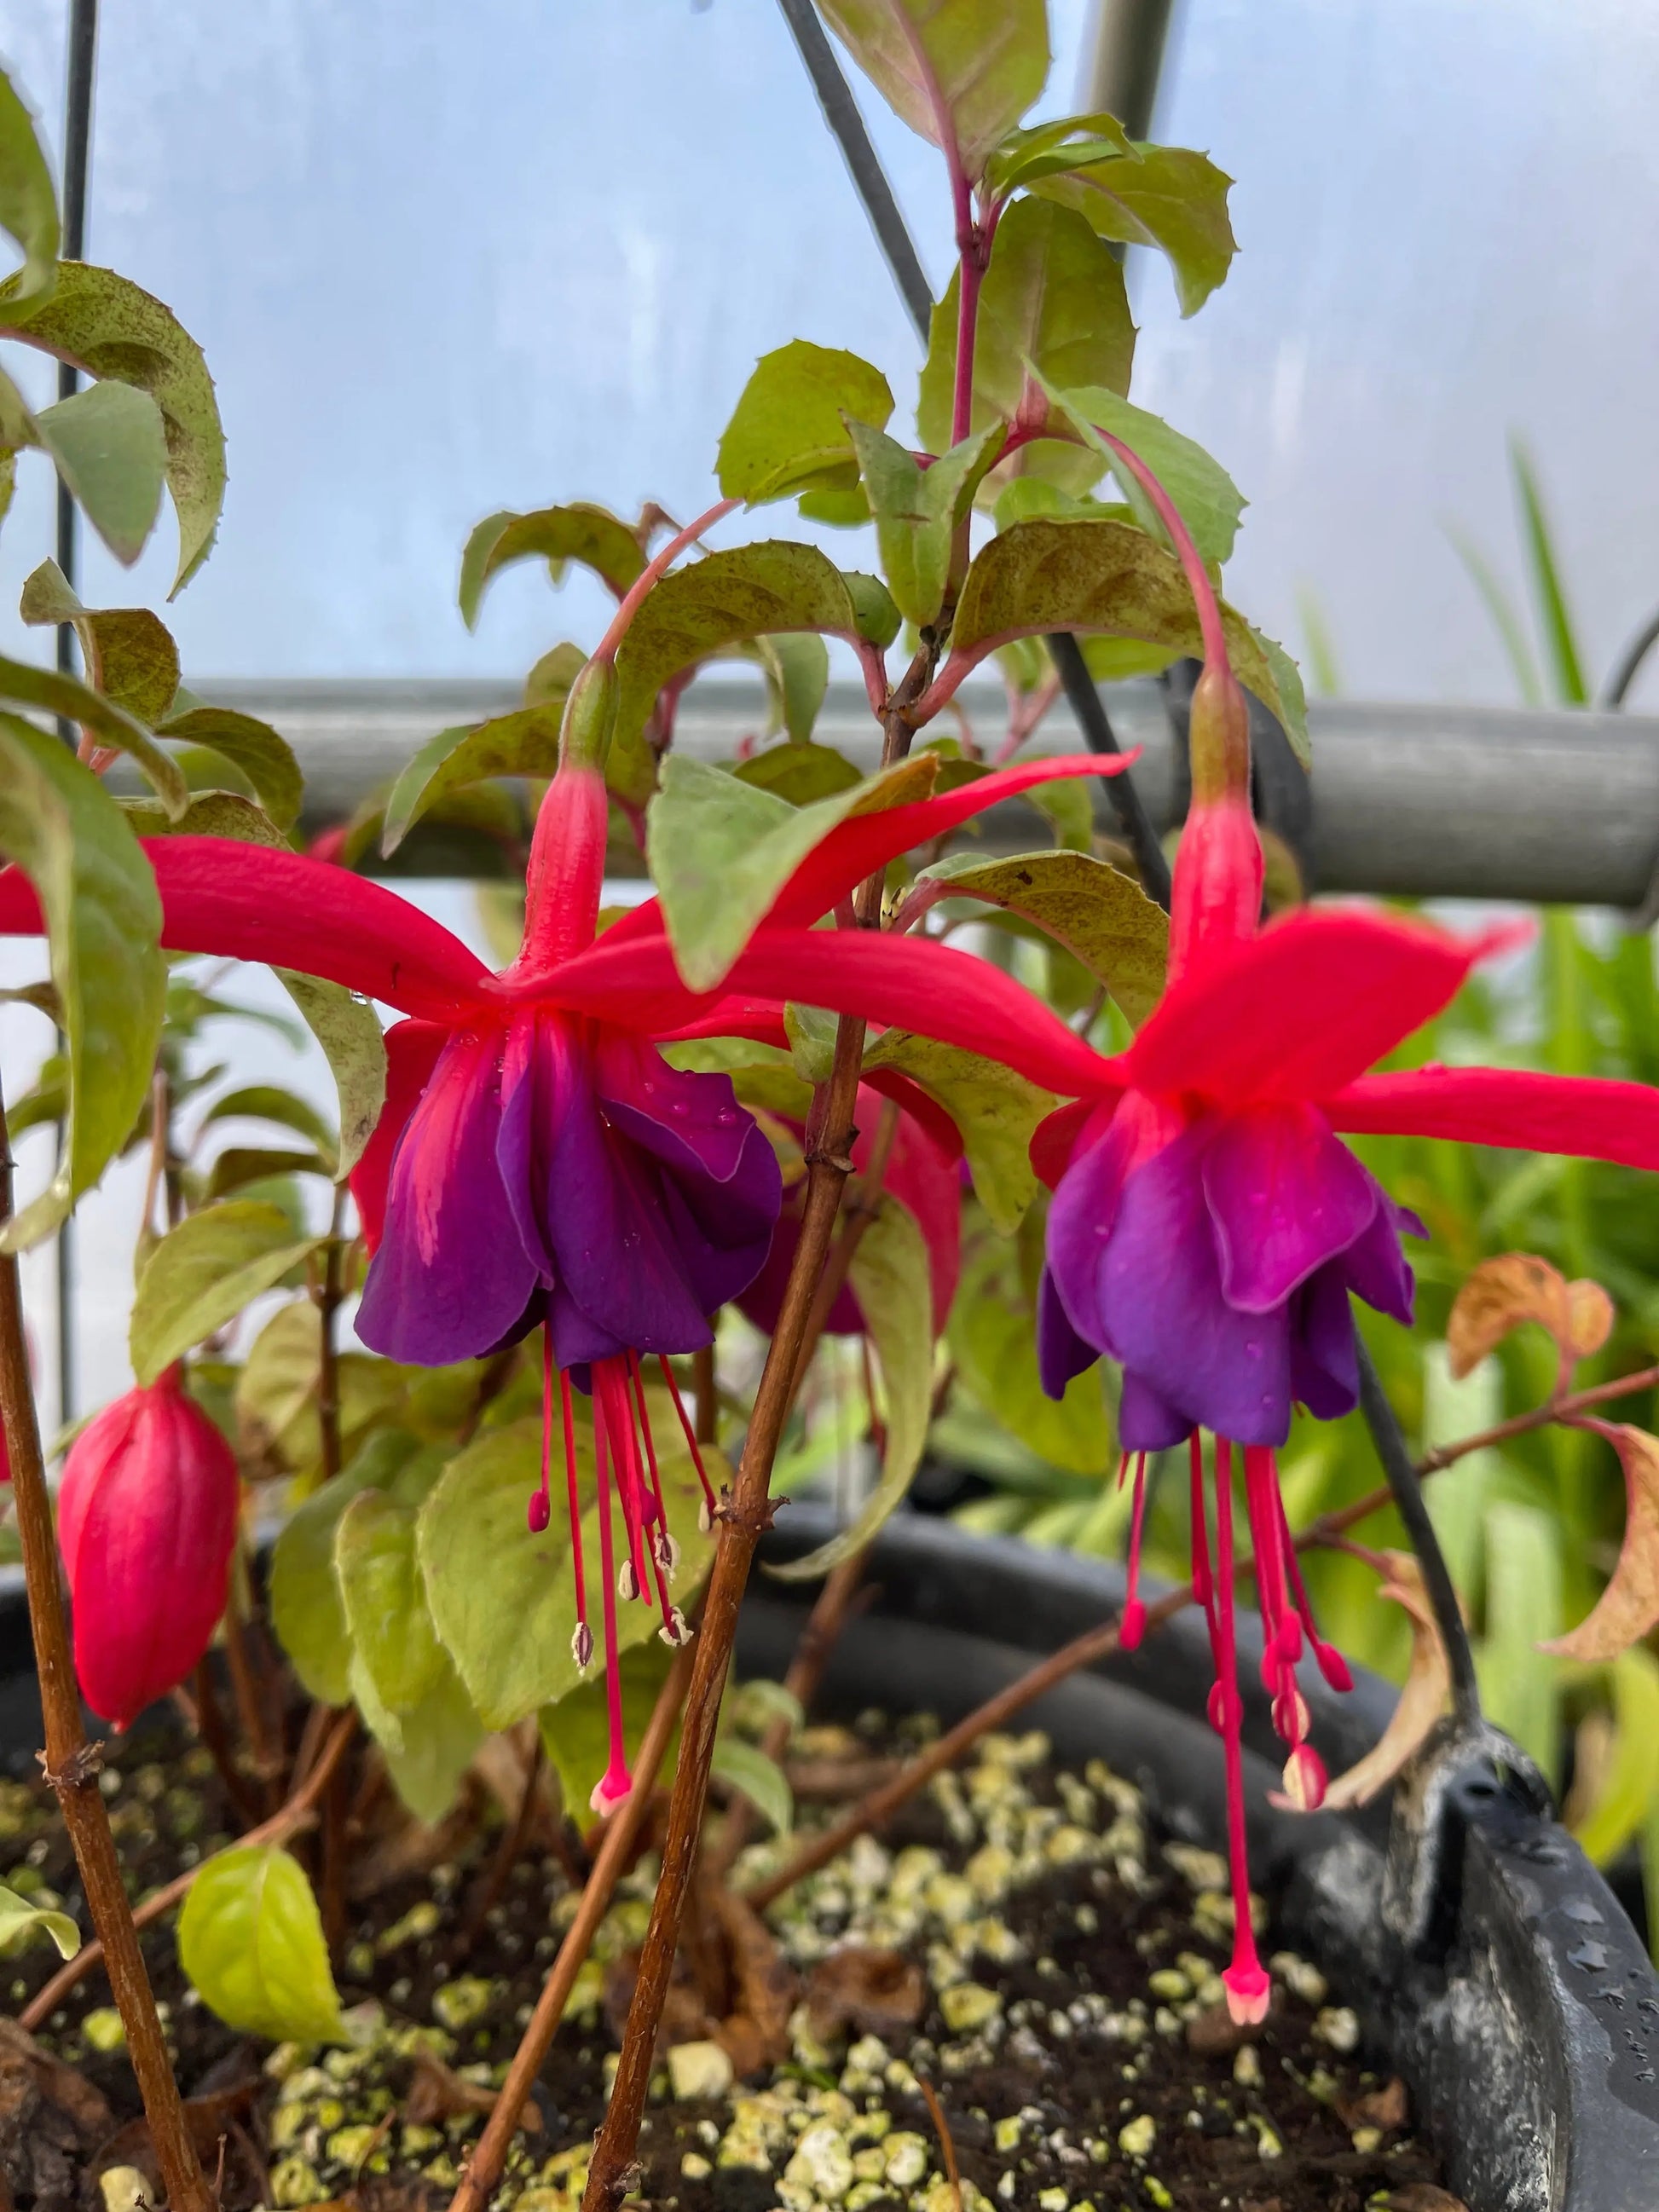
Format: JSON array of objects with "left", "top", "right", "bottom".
[
  {"left": 130, "top": 1200, "right": 324, "bottom": 1384},
  {"left": 817, "top": 0, "right": 1047, "bottom": 182},
  {"left": 275, "top": 969, "right": 386, "bottom": 1180},
  {"left": 0, "top": 1880, "right": 80, "bottom": 1960},
  {"left": 948, "top": 517, "right": 1295, "bottom": 742},
  {"left": 159, "top": 704, "right": 303, "bottom": 831},
  {"left": 2, "top": 263, "right": 226, "bottom": 592},
  {"left": 0, "top": 638, "right": 187, "bottom": 817},
  {"left": 419, "top": 1409, "right": 719, "bottom": 1731},
  {"left": 32, "top": 381, "right": 168, "bottom": 564},
  {"left": 610, "top": 542, "right": 868, "bottom": 806},
  {"left": 918, "top": 849, "right": 1168, "bottom": 1026},
  {"left": 1035, "top": 375, "right": 1246, "bottom": 567},
  {"left": 20, "top": 559, "right": 180, "bottom": 724},
  {"left": 0, "top": 65, "right": 59, "bottom": 321},
  {"left": 789, "top": 1003, "right": 1051, "bottom": 1233},
  {"left": 178, "top": 1845, "right": 347, "bottom": 2043},
  {"left": 1447, "top": 1251, "right": 1613, "bottom": 1383},
  {"left": 459, "top": 502, "right": 645, "bottom": 628},
  {"left": 382, "top": 704, "right": 563, "bottom": 856},
  {"left": 918, "top": 200, "right": 1132, "bottom": 463},
  {"left": 1543, "top": 1424, "right": 1659, "bottom": 1665},
  {"left": 771, "top": 1193, "right": 933, "bottom": 1579},
  {"left": 1304, "top": 1554, "right": 1449, "bottom": 1813},
  {"left": 0, "top": 717, "right": 165, "bottom": 1250},
  {"left": 847, "top": 418, "right": 1001, "bottom": 627},
  {"left": 1025, "top": 133, "right": 1236, "bottom": 318},
  {"left": 718, "top": 340, "right": 894, "bottom": 505},
  {"left": 648, "top": 750, "right": 939, "bottom": 994},
  {"left": 336, "top": 1488, "right": 451, "bottom": 1716}
]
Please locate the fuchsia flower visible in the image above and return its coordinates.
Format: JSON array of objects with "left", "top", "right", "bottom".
[
  {"left": 56, "top": 1364, "right": 240, "bottom": 1730},
  {"left": 0, "top": 687, "right": 1127, "bottom": 1806},
  {"left": 1017, "top": 445, "right": 1659, "bottom": 2021}
]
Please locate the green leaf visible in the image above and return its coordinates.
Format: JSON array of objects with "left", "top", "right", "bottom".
[
  {"left": 647, "top": 749, "right": 939, "bottom": 992},
  {"left": 733, "top": 742, "right": 863, "bottom": 806},
  {"left": 918, "top": 200, "right": 1133, "bottom": 462},
  {"left": 200, "top": 1146, "right": 329, "bottom": 1203},
  {"left": 799, "top": 481, "right": 872, "bottom": 528},
  {"left": 201, "top": 1083, "right": 338, "bottom": 1167},
  {"left": 1445, "top": 526, "right": 1545, "bottom": 707},
  {"left": 710, "top": 1734, "right": 794, "bottom": 1836},
  {"left": 525, "top": 639, "right": 589, "bottom": 708},
  {"left": 20, "top": 559, "right": 181, "bottom": 724},
  {"left": 917, "top": 848, "right": 1168, "bottom": 1026},
  {"left": 336, "top": 1487, "right": 451, "bottom": 1716},
  {"left": 275, "top": 969, "right": 387, "bottom": 1181},
  {"left": 0, "top": 642, "right": 188, "bottom": 817},
  {"left": 1014, "top": 124, "right": 1237, "bottom": 317},
  {"left": 0, "top": 717, "right": 165, "bottom": 1250},
  {"left": 0, "top": 1880, "right": 80, "bottom": 1961},
  {"left": 0, "top": 66, "right": 58, "bottom": 321},
  {"left": 1572, "top": 1649, "right": 1659, "bottom": 1868},
  {"left": 3, "top": 262, "right": 228, "bottom": 592},
  {"left": 382, "top": 704, "right": 564, "bottom": 857},
  {"left": 789, "top": 1006, "right": 1051, "bottom": 1233},
  {"left": 948, "top": 1208, "right": 1112, "bottom": 1474},
  {"left": 237, "top": 1302, "right": 409, "bottom": 1472},
  {"left": 32, "top": 381, "right": 169, "bottom": 565},
  {"left": 130, "top": 1200, "right": 325, "bottom": 1385},
  {"left": 771, "top": 1194, "right": 934, "bottom": 1579},
  {"left": 1036, "top": 378, "right": 1246, "bottom": 567},
  {"left": 178, "top": 1845, "right": 347, "bottom": 2044},
  {"left": 1251, "top": 627, "right": 1309, "bottom": 769},
  {"left": 847, "top": 418, "right": 1002, "bottom": 627},
  {"left": 460, "top": 502, "right": 645, "bottom": 628},
  {"left": 377, "top": 1664, "right": 483, "bottom": 1823},
  {"left": 1477, "top": 1499, "right": 1563, "bottom": 1791},
  {"left": 717, "top": 340, "right": 895, "bottom": 505},
  {"left": 949, "top": 517, "right": 1304, "bottom": 755},
  {"left": 843, "top": 570, "right": 903, "bottom": 649},
  {"left": 610, "top": 542, "right": 869, "bottom": 805},
  {"left": 419, "top": 1410, "right": 720, "bottom": 1731},
  {"left": 159, "top": 702, "right": 303, "bottom": 832},
  {"left": 817, "top": 0, "right": 1048, "bottom": 182},
  {"left": 1024, "top": 768, "right": 1093, "bottom": 853},
  {"left": 1511, "top": 438, "right": 1589, "bottom": 707},
  {"left": 751, "top": 631, "right": 830, "bottom": 743},
  {"left": 540, "top": 1640, "right": 680, "bottom": 1816},
  {"left": 269, "top": 1432, "right": 412, "bottom": 1705}
]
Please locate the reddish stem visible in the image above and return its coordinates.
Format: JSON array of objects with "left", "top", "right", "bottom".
[{"left": 594, "top": 497, "right": 740, "bottom": 664}]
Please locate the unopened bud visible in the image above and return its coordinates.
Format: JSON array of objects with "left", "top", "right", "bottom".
[
  {"left": 1187, "top": 660, "right": 1251, "bottom": 808},
  {"left": 558, "top": 656, "right": 618, "bottom": 774},
  {"left": 57, "top": 1366, "right": 240, "bottom": 1731}
]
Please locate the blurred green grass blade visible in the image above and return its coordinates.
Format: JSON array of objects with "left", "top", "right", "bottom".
[
  {"left": 1511, "top": 436, "right": 1589, "bottom": 706},
  {"left": 1296, "top": 586, "right": 1343, "bottom": 697},
  {"left": 1446, "top": 523, "right": 1546, "bottom": 705},
  {"left": 1477, "top": 1499, "right": 1564, "bottom": 1790}
]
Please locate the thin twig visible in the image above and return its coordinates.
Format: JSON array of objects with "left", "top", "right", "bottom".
[
  {"left": 20, "top": 1710, "right": 356, "bottom": 2032},
  {"left": 221, "top": 1582, "right": 284, "bottom": 1814},
  {"left": 190, "top": 1656, "right": 263, "bottom": 1828},
  {"left": 692, "top": 1343, "right": 717, "bottom": 1447},
  {"left": 1414, "top": 1360, "right": 1659, "bottom": 1473},
  {"left": 447, "top": 1645, "right": 694, "bottom": 2212},
  {"left": 917, "top": 2077, "right": 962, "bottom": 2212}
]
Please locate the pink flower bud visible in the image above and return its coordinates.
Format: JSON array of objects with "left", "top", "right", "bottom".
[{"left": 57, "top": 1366, "right": 240, "bottom": 1730}]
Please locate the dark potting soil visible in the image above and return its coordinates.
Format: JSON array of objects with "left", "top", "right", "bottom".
[{"left": 1, "top": 1701, "right": 1457, "bottom": 2212}]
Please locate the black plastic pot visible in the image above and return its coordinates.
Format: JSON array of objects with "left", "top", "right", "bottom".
[{"left": 741, "top": 1509, "right": 1659, "bottom": 2212}]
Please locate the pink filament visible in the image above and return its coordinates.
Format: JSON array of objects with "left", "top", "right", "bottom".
[
  {"left": 591, "top": 1406, "right": 633, "bottom": 1814},
  {"left": 528, "top": 1334, "right": 554, "bottom": 1533},
  {"left": 628, "top": 1351, "right": 678, "bottom": 1620},
  {"left": 1121, "top": 1452, "right": 1149, "bottom": 1648},
  {"left": 559, "top": 1365, "right": 587, "bottom": 1635},
  {"left": 1212, "top": 1442, "right": 1270, "bottom": 2024},
  {"left": 658, "top": 1354, "right": 718, "bottom": 1521}
]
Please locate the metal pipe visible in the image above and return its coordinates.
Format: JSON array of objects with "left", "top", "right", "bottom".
[
  {"left": 194, "top": 676, "right": 1659, "bottom": 907},
  {"left": 1081, "top": 0, "right": 1176, "bottom": 136}
]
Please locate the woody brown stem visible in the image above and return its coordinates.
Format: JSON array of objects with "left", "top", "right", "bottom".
[
  {"left": 20, "top": 1710, "right": 356, "bottom": 2033},
  {"left": 0, "top": 1096, "right": 215, "bottom": 2212},
  {"left": 789, "top": 1096, "right": 901, "bottom": 1401},
  {"left": 692, "top": 1343, "right": 717, "bottom": 1447},
  {"left": 222, "top": 1580, "right": 284, "bottom": 1816},
  {"left": 191, "top": 1655, "right": 263, "bottom": 1828},
  {"left": 581, "top": 657, "right": 934, "bottom": 2212},
  {"left": 448, "top": 1646, "right": 694, "bottom": 2212},
  {"left": 315, "top": 1187, "right": 347, "bottom": 1481}
]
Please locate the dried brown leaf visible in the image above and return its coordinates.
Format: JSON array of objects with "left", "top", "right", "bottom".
[
  {"left": 1309, "top": 1555, "right": 1452, "bottom": 1813},
  {"left": 1543, "top": 1422, "right": 1659, "bottom": 1662},
  {"left": 402, "top": 2052, "right": 540, "bottom": 2135},
  {"left": 710, "top": 1885, "right": 797, "bottom": 2070},
  {"left": 1447, "top": 1252, "right": 1611, "bottom": 1381},
  {"left": 804, "top": 1943, "right": 928, "bottom": 2042},
  {"left": 1336, "top": 2075, "right": 1409, "bottom": 2131}
]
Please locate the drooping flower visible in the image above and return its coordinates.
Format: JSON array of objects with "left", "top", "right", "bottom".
[
  {"left": 56, "top": 1364, "right": 241, "bottom": 1730},
  {"left": 1020, "top": 439, "right": 1659, "bottom": 2021},
  {"left": 0, "top": 678, "right": 1129, "bottom": 1805}
]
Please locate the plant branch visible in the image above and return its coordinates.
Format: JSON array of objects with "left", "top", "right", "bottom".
[
  {"left": 789, "top": 1096, "right": 901, "bottom": 1399},
  {"left": 315, "top": 1187, "right": 347, "bottom": 1481},
  {"left": 0, "top": 1098, "right": 215, "bottom": 2212},
  {"left": 448, "top": 1645, "right": 694, "bottom": 2212},
  {"left": 20, "top": 1709, "right": 356, "bottom": 2033},
  {"left": 594, "top": 498, "right": 740, "bottom": 664}
]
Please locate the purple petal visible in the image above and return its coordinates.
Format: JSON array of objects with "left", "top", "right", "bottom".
[
  {"left": 356, "top": 1028, "right": 539, "bottom": 1364},
  {"left": 1290, "top": 1262, "right": 1361, "bottom": 1418},
  {"left": 1339, "top": 1183, "right": 1419, "bottom": 1325},
  {"left": 594, "top": 1033, "right": 757, "bottom": 1187},
  {"left": 547, "top": 1280, "right": 628, "bottom": 1370},
  {"left": 1201, "top": 1106, "right": 1377, "bottom": 1313},
  {"left": 1099, "top": 1129, "right": 1293, "bottom": 1447},
  {"left": 657, "top": 1129, "right": 783, "bottom": 1314},
  {"left": 1044, "top": 1111, "right": 1138, "bottom": 1351},
  {"left": 1118, "top": 1370, "right": 1194, "bottom": 1451},
  {"left": 1038, "top": 1268, "right": 1099, "bottom": 1397},
  {"left": 545, "top": 1073, "right": 714, "bottom": 1354},
  {"left": 495, "top": 1009, "right": 581, "bottom": 1285}
]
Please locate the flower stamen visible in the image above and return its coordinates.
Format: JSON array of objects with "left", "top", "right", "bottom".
[
  {"left": 558, "top": 1363, "right": 590, "bottom": 1669},
  {"left": 658, "top": 1353, "right": 719, "bottom": 1528},
  {"left": 590, "top": 1406, "right": 633, "bottom": 1815},
  {"left": 1212, "top": 1442, "right": 1270, "bottom": 2024},
  {"left": 1121, "top": 1452, "right": 1149, "bottom": 1649}
]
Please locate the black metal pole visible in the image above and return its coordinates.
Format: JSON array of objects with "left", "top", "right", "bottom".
[
  {"left": 53, "top": 0, "right": 98, "bottom": 1431},
  {"left": 1356, "top": 1338, "right": 1483, "bottom": 1728},
  {"left": 772, "top": 0, "right": 1173, "bottom": 909}
]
